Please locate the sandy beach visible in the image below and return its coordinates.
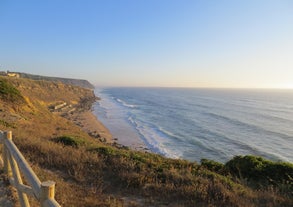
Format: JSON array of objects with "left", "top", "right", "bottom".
[
  {"left": 64, "top": 108, "right": 114, "bottom": 143},
  {"left": 74, "top": 108, "right": 149, "bottom": 151},
  {"left": 92, "top": 99, "right": 150, "bottom": 151},
  {"left": 61, "top": 95, "right": 149, "bottom": 151}
]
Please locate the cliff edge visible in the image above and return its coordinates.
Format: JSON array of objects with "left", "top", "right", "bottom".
[{"left": 7, "top": 72, "right": 94, "bottom": 89}]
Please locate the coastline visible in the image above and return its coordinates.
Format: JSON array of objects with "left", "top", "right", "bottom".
[
  {"left": 63, "top": 92, "right": 149, "bottom": 152},
  {"left": 65, "top": 109, "right": 114, "bottom": 143},
  {"left": 92, "top": 93, "right": 149, "bottom": 151},
  {"left": 1, "top": 76, "right": 292, "bottom": 206},
  {"left": 60, "top": 92, "right": 114, "bottom": 144}
]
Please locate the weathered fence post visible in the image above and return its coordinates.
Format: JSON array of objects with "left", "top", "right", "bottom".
[
  {"left": 3, "top": 131, "right": 12, "bottom": 177},
  {"left": 0, "top": 131, "right": 4, "bottom": 167},
  {"left": 0, "top": 130, "right": 61, "bottom": 206},
  {"left": 40, "top": 181, "right": 56, "bottom": 207},
  {"left": 5, "top": 131, "right": 30, "bottom": 207}
]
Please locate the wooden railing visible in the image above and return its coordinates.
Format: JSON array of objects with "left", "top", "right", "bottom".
[{"left": 0, "top": 131, "right": 61, "bottom": 207}]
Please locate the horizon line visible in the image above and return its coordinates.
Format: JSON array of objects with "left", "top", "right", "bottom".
[{"left": 94, "top": 85, "right": 293, "bottom": 90}]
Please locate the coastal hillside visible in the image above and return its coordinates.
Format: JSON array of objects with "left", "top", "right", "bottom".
[
  {"left": 2, "top": 71, "right": 94, "bottom": 89},
  {"left": 0, "top": 76, "right": 292, "bottom": 206}
]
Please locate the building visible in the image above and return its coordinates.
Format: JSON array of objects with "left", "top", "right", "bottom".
[{"left": 7, "top": 72, "right": 20, "bottom": 78}]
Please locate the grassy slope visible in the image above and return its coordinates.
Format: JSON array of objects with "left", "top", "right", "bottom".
[{"left": 0, "top": 76, "right": 292, "bottom": 207}]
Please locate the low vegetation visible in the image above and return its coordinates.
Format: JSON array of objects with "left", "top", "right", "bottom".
[
  {"left": 54, "top": 135, "right": 86, "bottom": 148},
  {"left": 0, "top": 76, "right": 292, "bottom": 206},
  {"left": 201, "top": 156, "right": 293, "bottom": 192},
  {"left": 0, "top": 119, "right": 16, "bottom": 128},
  {"left": 0, "top": 78, "right": 25, "bottom": 104},
  {"left": 225, "top": 155, "right": 293, "bottom": 192}
]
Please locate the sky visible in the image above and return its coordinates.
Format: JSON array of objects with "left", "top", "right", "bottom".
[{"left": 0, "top": 0, "right": 293, "bottom": 88}]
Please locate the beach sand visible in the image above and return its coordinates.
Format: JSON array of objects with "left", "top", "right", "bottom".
[
  {"left": 91, "top": 101, "right": 149, "bottom": 151},
  {"left": 104, "top": 119, "right": 149, "bottom": 151},
  {"left": 64, "top": 109, "right": 113, "bottom": 143},
  {"left": 90, "top": 91, "right": 151, "bottom": 151},
  {"left": 69, "top": 108, "right": 149, "bottom": 151}
]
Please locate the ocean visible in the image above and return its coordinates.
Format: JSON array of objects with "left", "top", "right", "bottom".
[{"left": 93, "top": 88, "right": 293, "bottom": 163}]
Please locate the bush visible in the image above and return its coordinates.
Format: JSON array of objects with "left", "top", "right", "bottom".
[
  {"left": 54, "top": 136, "right": 85, "bottom": 148},
  {"left": 225, "top": 155, "right": 266, "bottom": 180},
  {"left": 93, "top": 146, "right": 117, "bottom": 156},
  {"left": 264, "top": 162, "right": 293, "bottom": 184},
  {"left": 0, "top": 78, "right": 25, "bottom": 104},
  {"left": 201, "top": 158, "right": 224, "bottom": 173},
  {"left": 225, "top": 155, "right": 293, "bottom": 189}
]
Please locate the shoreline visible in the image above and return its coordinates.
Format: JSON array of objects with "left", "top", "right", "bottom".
[
  {"left": 65, "top": 109, "right": 114, "bottom": 143},
  {"left": 63, "top": 95, "right": 149, "bottom": 152},
  {"left": 60, "top": 95, "right": 114, "bottom": 144},
  {"left": 91, "top": 94, "right": 150, "bottom": 151},
  {"left": 92, "top": 100, "right": 150, "bottom": 151}
]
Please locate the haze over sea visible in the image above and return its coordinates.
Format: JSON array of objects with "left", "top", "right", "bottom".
[{"left": 94, "top": 88, "right": 293, "bottom": 163}]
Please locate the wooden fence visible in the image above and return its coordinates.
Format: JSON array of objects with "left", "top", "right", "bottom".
[{"left": 0, "top": 131, "right": 61, "bottom": 207}]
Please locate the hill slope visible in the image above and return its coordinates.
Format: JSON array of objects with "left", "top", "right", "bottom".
[
  {"left": 0, "top": 76, "right": 292, "bottom": 207},
  {"left": 12, "top": 72, "right": 94, "bottom": 89}
]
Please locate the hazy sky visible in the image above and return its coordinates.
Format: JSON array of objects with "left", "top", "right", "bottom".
[{"left": 0, "top": 0, "right": 292, "bottom": 88}]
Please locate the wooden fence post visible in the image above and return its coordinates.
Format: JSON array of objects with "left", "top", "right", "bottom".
[
  {"left": 1, "top": 131, "right": 61, "bottom": 206},
  {"left": 8, "top": 152, "right": 30, "bottom": 207},
  {"left": 5, "top": 131, "right": 30, "bottom": 207},
  {"left": 40, "top": 181, "right": 56, "bottom": 207},
  {"left": 0, "top": 131, "right": 4, "bottom": 167},
  {"left": 3, "top": 131, "right": 12, "bottom": 177}
]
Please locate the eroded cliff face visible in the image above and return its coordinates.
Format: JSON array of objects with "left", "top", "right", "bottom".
[
  {"left": 1, "top": 76, "right": 94, "bottom": 105},
  {"left": 0, "top": 76, "right": 96, "bottom": 139}
]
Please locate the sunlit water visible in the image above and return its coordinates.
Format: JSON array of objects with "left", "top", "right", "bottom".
[{"left": 94, "top": 88, "right": 293, "bottom": 163}]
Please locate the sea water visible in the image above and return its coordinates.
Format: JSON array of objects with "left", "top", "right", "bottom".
[{"left": 93, "top": 88, "right": 293, "bottom": 163}]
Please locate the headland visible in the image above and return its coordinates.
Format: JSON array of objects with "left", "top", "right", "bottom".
[{"left": 0, "top": 74, "right": 292, "bottom": 206}]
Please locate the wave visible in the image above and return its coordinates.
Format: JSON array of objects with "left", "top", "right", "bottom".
[
  {"left": 126, "top": 102, "right": 292, "bottom": 162},
  {"left": 204, "top": 112, "right": 293, "bottom": 141},
  {"left": 191, "top": 127, "right": 261, "bottom": 155},
  {"left": 158, "top": 127, "right": 181, "bottom": 140},
  {"left": 116, "top": 98, "right": 137, "bottom": 108},
  {"left": 96, "top": 87, "right": 293, "bottom": 163},
  {"left": 127, "top": 116, "right": 181, "bottom": 158},
  {"left": 175, "top": 112, "right": 292, "bottom": 162}
]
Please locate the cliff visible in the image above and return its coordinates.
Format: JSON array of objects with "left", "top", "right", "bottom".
[{"left": 14, "top": 72, "right": 95, "bottom": 89}]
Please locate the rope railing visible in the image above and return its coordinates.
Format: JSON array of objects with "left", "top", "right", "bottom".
[{"left": 0, "top": 131, "right": 61, "bottom": 207}]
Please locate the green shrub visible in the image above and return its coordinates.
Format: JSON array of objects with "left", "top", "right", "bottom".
[
  {"left": 264, "top": 162, "right": 293, "bottom": 183},
  {"left": 0, "top": 78, "right": 24, "bottom": 103},
  {"left": 54, "top": 136, "right": 85, "bottom": 148},
  {"left": 225, "top": 155, "right": 266, "bottom": 180},
  {"left": 225, "top": 155, "right": 293, "bottom": 190},
  {"left": 201, "top": 158, "right": 224, "bottom": 173},
  {"left": 92, "top": 146, "right": 118, "bottom": 156}
]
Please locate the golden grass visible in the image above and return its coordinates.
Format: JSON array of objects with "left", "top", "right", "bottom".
[{"left": 0, "top": 76, "right": 292, "bottom": 206}]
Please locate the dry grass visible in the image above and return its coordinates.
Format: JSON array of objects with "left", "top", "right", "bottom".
[{"left": 0, "top": 76, "right": 292, "bottom": 206}]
